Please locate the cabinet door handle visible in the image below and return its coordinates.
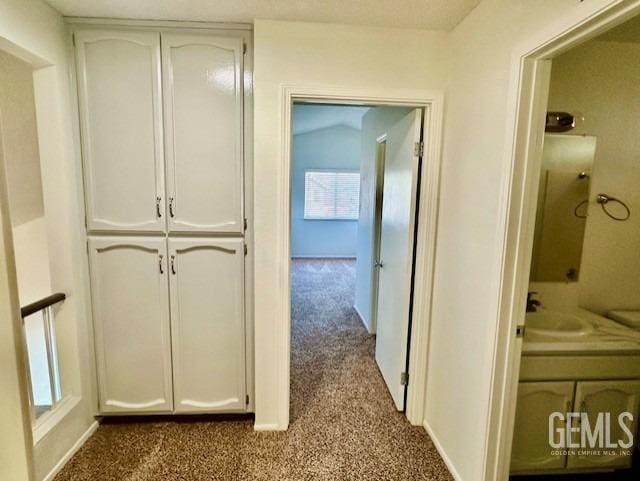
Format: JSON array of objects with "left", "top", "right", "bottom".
[
  {"left": 170, "top": 255, "right": 176, "bottom": 275},
  {"left": 159, "top": 254, "right": 164, "bottom": 274},
  {"left": 156, "top": 196, "right": 162, "bottom": 218},
  {"left": 169, "top": 197, "right": 175, "bottom": 218}
]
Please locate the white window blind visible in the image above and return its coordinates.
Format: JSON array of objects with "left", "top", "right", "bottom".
[{"left": 304, "top": 170, "right": 360, "bottom": 220}]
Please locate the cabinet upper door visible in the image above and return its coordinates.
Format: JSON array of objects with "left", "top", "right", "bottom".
[
  {"left": 162, "top": 33, "right": 244, "bottom": 234},
  {"left": 567, "top": 380, "right": 640, "bottom": 470},
  {"left": 75, "top": 30, "right": 165, "bottom": 233},
  {"left": 168, "top": 238, "right": 246, "bottom": 413},
  {"left": 88, "top": 237, "right": 173, "bottom": 413},
  {"left": 510, "top": 381, "right": 575, "bottom": 473}
]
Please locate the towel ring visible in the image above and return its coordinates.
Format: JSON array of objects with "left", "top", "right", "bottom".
[
  {"left": 573, "top": 199, "right": 589, "bottom": 219},
  {"left": 596, "top": 194, "right": 631, "bottom": 221}
]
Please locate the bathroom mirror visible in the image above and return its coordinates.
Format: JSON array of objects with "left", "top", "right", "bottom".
[{"left": 530, "top": 134, "right": 597, "bottom": 282}]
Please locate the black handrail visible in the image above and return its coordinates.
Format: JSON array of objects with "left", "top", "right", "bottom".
[{"left": 21, "top": 293, "right": 66, "bottom": 318}]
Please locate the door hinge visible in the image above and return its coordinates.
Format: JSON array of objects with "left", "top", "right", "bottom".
[
  {"left": 244, "top": 244, "right": 248, "bottom": 256},
  {"left": 400, "top": 372, "right": 409, "bottom": 386},
  {"left": 516, "top": 325, "right": 526, "bottom": 338},
  {"left": 243, "top": 43, "right": 247, "bottom": 55},
  {"left": 414, "top": 141, "right": 424, "bottom": 157},
  {"left": 72, "top": 33, "right": 76, "bottom": 47},
  {"left": 244, "top": 218, "right": 248, "bottom": 231},
  {"left": 246, "top": 394, "right": 250, "bottom": 405}
]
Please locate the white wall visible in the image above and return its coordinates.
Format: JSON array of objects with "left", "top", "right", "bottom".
[
  {"left": 547, "top": 40, "right": 640, "bottom": 315},
  {"left": 354, "top": 106, "right": 412, "bottom": 332},
  {"left": 424, "top": 1, "right": 620, "bottom": 480},
  {"left": 0, "top": 49, "right": 44, "bottom": 226},
  {"left": 253, "top": 19, "right": 449, "bottom": 428},
  {"left": 291, "top": 124, "right": 361, "bottom": 258},
  {"left": 0, "top": 0, "right": 95, "bottom": 479}
]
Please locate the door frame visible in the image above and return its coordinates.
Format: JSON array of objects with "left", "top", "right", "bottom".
[
  {"left": 486, "top": 2, "right": 640, "bottom": 480},
  {"left": 277, "top": 85, "right": 444, "bottom": 428}
]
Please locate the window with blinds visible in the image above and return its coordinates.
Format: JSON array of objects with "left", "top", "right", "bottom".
[{"left": 304, "top": 170, "right": 361, "bottom": 220}]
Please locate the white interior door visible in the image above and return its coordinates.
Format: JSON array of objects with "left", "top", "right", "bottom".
[
  {"left": 162, "top": 33, "right": 244, "bottom": 234},
  {"left": 169, "top": 238, "right": 246, "bottom": 412},
  {"left": 75, "top": 30, "right": 165, "bottom": 233},
  {"left": 88, "top": 237, "right": 172, "bottom": 413},
  {"left": 374, "top": 108, "right": 422, "bottom": 410}
]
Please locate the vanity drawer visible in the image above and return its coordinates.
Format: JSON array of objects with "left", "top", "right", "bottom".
[{"left": 520, "top": 355, "right": 640, "bottom": 381}]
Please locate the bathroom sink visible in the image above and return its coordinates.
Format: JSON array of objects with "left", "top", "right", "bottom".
[{"left": 525, "top": 311, "right": 594, "bottom": 337}]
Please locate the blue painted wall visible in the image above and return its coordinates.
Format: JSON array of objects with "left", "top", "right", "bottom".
[{"left": 291, "top": 124, "right": 361, "bottom": 258}]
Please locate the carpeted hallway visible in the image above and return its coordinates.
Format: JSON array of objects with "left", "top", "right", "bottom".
[{"left": 54, "top": 259, "right": 452, "bottom": 480}]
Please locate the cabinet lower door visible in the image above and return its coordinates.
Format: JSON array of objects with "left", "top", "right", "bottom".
[
  {"left": 169, "top": 238, "right": 246, "bottom": 412},
  {"left": 511, "top": 381, "right": 575, "bottom": 472},
  {"left": 567, "top": 380, "right": 640, "bottom": 469},
  {"left": 88, "top": 237, "right": 173, "bottom": 413},
  {"left": 162, "top": 33, "right": 244, "bottom": 234}
]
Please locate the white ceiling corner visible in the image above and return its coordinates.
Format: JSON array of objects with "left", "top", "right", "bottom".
[{"left": 44, "top": 0, "right": 482, "bottom": 30}]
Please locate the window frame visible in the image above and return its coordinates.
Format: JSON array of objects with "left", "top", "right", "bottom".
[{"left": 303, "top": 168, "right": 361, "bottom": 221}]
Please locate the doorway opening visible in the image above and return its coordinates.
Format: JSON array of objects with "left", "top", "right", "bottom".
[
  {"left": 288, "top": 100, "right": 430, "bottom": 419},
  {"left": 489, "top": 5, "right": 640, "bottom": 481}
]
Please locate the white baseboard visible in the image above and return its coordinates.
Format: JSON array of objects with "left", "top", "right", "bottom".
[
  {"left": 353, "top": 303, "right": 373, "bottom": 334},
  {"left": 42, "top": 420, "right": 99, "bottom": 481},
  {"left": 253, "top": 422, "right": 283, "bottom": 431},
  {"left": 423, "top": 419, "right": 463, "bottom": 481}
]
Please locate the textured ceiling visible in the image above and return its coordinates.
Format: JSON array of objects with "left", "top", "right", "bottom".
[
  {"left": 44, "top": 0, "right": 481, "bottom": 30},
  {"left": 293, "top": 104, "right": 369, "bottom": 135}
]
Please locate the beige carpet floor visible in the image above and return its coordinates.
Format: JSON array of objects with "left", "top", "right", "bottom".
[{"left": 54, "top": 258, "right": 452, "bottom": 481}]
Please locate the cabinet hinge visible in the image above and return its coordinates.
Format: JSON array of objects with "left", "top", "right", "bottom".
[
  {"left": 414, "top": 141, "right": 424, "bottom": 157},
  {"left": 516, "top": 325, "right": 526, "bottom": 338},
  {"left": 400, "top": 372, "right": 409, "bottom": 386},
  {"left": 244, "top": 244, "right": 248, "bottom": 256},
  {"left": 246, "top": 394, "right": 250, "bottom": 405}
]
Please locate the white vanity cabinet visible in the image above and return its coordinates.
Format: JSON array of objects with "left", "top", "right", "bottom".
[
  {"left": 75, "top": 30, "right": 166, "bottom": 233},
  {"left": 511, "top": 381, "right": 575, "bottom": 472},
  {"left": 77, "top": 24, "right": 252, "bottom": 416},
  {"left": 512, "top": 355, "right": 640, "bottom": 474},
  {"left": 88, "top": 237, "right": 173, "bottom": 413},
  {"left": 567, "top": 380, "right": 640, "bottom": 470},
  {"left": 162, "top": 34, "right": 244, "bottom": 234},
  {"left": 169, "top": 238, "right": 246, "bottom": 412}
]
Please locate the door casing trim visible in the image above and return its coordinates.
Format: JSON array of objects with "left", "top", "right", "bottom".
[{"left": 272, "top": 85, "right": 444, "bottom": 429}]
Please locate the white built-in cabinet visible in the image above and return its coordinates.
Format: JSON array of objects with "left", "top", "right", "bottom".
[
  {"left": 75, "top": 30, "right": 165, "bottom": 233},
  {"left": 169, "top": 239, "right": 246, "bottom": 412},
  {"left": 162, "top": 34, "right": 244, "bottom": 234},
  {"left": 88, "top": 237, "right": 173, "bottom": 413},
  {"left": 75, "top": 25, "right": 251, "bottom": 415}
]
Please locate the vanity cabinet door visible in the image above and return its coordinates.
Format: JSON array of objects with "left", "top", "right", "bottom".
[
  {"left": 511, "top": 381, "right": 575, "bottom": 472},
  {"left": 168, "top": 238, "right": 246, "bottom": 413},
  {"left": 567, "top": 380, "right": 640, "bottom": 470},
  {"left": 162, "top": 33, "right": 244, "bottom": 234},
  {"left": 75, "top": 30, "right": 166, "bottom": 233}
]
